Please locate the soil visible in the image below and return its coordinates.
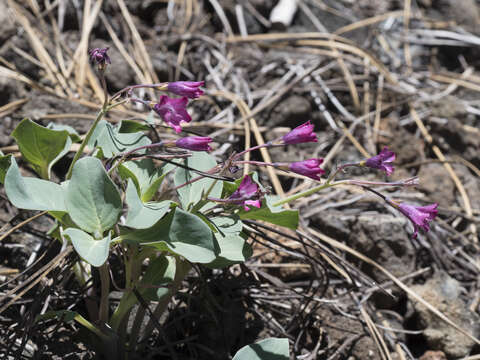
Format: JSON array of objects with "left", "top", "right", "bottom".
[{"left": 1, "top": 0, "right": 480, "bottom": 359}]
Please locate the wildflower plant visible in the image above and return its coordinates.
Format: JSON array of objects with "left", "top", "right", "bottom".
[{"left": 0, "top": 48, "right": 438, "bottom": 357}]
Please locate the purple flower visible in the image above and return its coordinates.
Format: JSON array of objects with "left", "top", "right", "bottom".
[
  {"left": 88, "top": 47, "right": 111, "bottom": 67},
  {"left": 153, "top": 95, "right": 192, "bottom": 133},
  {"left": 395, "top": 202, "right": 438, "bottom": 238},
  {"left": 364, "top": 147, "right": 396, "bottom": 175},
  {"left": 289, "top": 158, "right": 325, "bottom": 180},
  {"left": 229, "top": 175, "right": 262, "bottom": 211},
  {"left": 282, "top": 121, "right": 317, "bottom": 145},
  {"left": 167, "top": 81, "right": 205, "bottom": 99},
  {"left": 175, "top": 136, "right": 212, "bottom": 151}
]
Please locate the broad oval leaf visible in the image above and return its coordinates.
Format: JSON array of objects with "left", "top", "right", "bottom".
[
  {"left": 5, "top": 157, "right": 66, "bottom": 211},
  {"left": 233, "top": 338, "right": 290, "bottom": 360},
  {"left": 125, "top": 179, "right": 173, "bottom": 229},
  {"left": 87, "top": 120, "right": 150, "bottom": 158},
  {"left": 12, "top": 118, "right": 72, "bottom": 179},
  {"left": 206, "top": 216, "right": 252, "bottom": 269},
  {"left": 121, "top": 208, "right": 217, "bottom": 263},
  {"left": 64, "top": 228, "right": 111, "bottom": 267},
  {"left": 174, "top": 152, "right": 222, "bottom": 210},
  {"left": 66, "top": 157, "right": 122, "bottom": 235}
]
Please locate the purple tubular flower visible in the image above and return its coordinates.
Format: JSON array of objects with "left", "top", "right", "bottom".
[
  {"left": 153, "top": 95, "right": 192, "bottom": 133},
  {"left": 167, "top": 81, "right": 205, "bottom": 99},
  {"left": 88, "top": 47, "right": 111, "bottom": 67},
  {"left": 289, "top": 158, "right": 325, "bottom": 180},
  {"left": 175, "top": 136, "right": 212, "bottom": 151},
  {"left": 229, "top": 175, "right": 262, "bottom": 211},
  {"left": 282, "top": 121, "right": 317, "bottom": 145},
  {"left": 364, "top": 147, "right": 396, "bottom": 175},
  {"left": 396, "top": 202, "right": 438, "bottom": 238}
]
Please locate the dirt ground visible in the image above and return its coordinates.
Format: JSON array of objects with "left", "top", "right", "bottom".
[{"left": 1, "top": 0, "right": 480, "bottom": 359}]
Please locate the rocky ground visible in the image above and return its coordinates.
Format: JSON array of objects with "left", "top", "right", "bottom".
[{"left": 1, "top": 0, "right": 480, "bottom": 359}]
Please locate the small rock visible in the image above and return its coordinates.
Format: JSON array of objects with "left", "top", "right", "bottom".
[
  {"left": 267, "top": 95, "right": 311, "bottom": 128},
  {"left": 417, "top": 163, "right": 455, "bottom": 208},
  {"left": 433, "top": 0, "right": 480, "bottom": 34},
  {"left": 352, "top": 213, "right": 413, "bottom": 280},
  {"left": 408, "top": 271, "right": 480, "bottom": 358},
  {"left": 419, "top": 350, "right": 447, "bottom": 360}
]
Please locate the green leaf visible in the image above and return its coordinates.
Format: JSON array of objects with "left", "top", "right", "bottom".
[
  {"left": 140, "top": 255, "right": 176, "bottom": 301},
  {"left": 174, "top": 152, "right": 222, "bottom": 210},
  {"left": 5, "top": 157, "right": 66, "bottom": 211},
  {"left": 206, "top": 216, "right": 252, "bottom": 269},
  {"left": 125, "top": 179, "right": 174, "bottom": 229},
  {"left": 87, "top": 120, "right": 151, "bottom": 158},
  {"left": 118, "top": 159, "right": 174, "bottom": 202},
  {"left": 66, "top": 157, "right": 122, "bottom": 235},
  {"left": 239, "top": 195, "right": 298, "bottom": 230},
  {"left": 233, "top": 338, "right": 290, "bottom": 360},
  {"left": 118, "top": 120, "right": 151, "bottom": 133},
  {"left": 125, "top": 255, "right": 175, "bottom": 306},
  {"left": 121, "top": 208, "right": 217, "bottom": 263},
  {"left": 64, "top": 228, "right": 111, "bottom": 267},
  {"left": 12, "top": 118, "right": 72, "bottom": 179},
  {"left": 35, "top": 310, "right": 108, "bottom": 340},
  {"left": 0, "top": 153, "right": 12, "bottom": 184},
  {"left": 46, "top": 123, "right": 82, "bottom": 142},
  {"left": 36, "top": 310, "right": 77, "bottom": 323}
]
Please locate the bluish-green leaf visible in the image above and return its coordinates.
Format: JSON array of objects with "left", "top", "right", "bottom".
[
  {"left": 64, "top": 228, "right": 111, "bottom": 267},
  {"left": 46, "top": 123, "right": 82, "bottom": 142},
  {"left": 87, "top": 120, "right": 151, "bottom": 158},
  {"left": 121, "top": 208, "right": 217, "bottom": 263},
  {"left": 125, "top": 179, "right": 174, "bottom": 229},
  {"left": 233, "top": 338, "right": 290, "bottom": 360},
  {"left": 239, "top": 195, "right": 298, "bottom": 230},
  {"left": 206, "top": 216, "right": 251, "bottom": 268},
  {"left": 174, "top": 152, "right": 222, "bottom": 210},
  {"left": 66, "top": 157, "right": 122, "bottom": 235},
  {"left": 5, "top": 157, "right": 66, "bottom": 211},
  {"left": 12, "top": 118, "right": 72, "bottom": 179}
]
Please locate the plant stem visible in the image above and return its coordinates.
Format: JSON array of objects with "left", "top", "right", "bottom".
[
  {"left": 66, "top": 107, "right": 106, "bottom": 179},
  {"left": 140, "top": 257, "right": 191, "bottom": 342},
  {"left": 98, "top": 263, "right": 110, "bottom": 323},
  {"left": 272, "top": 181, "right": 339, "bottom": 207}
]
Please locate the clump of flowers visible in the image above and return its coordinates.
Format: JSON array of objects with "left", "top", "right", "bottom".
[{"left": 0, "top": 46, "right": 440, "bottom": 358}]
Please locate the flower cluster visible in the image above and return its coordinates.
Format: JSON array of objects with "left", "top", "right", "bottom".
[{"left": 90, "top": 48, "right": 438, "bottom": 235}]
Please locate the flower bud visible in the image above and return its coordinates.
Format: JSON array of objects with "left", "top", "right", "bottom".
[
  {"left": 175, "top": 136, "right": 212, "bottom": 151},
  {"left": 288, "top": 158, "right": 325, "bottom": 180},
  {"left": 88, "top": 48, "right": 111, "bottom": 70},
  {"left": 167, "top": 81, "right": 205, "bottom": 99},
  {"left": 282, "top": 121, "right": 317, "bottom": 145}
]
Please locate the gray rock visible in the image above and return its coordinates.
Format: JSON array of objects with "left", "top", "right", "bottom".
[
  {"left": 417, "top": 163, "right": 455, "bottom": 208},
  {"left": 409, "top": 271, "right": 480, "bottom": 358},
  {"left": 267, "top": 95, "right": 311, "bottom": 128}
]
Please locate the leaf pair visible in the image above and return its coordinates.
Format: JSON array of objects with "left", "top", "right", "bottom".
[{"left": 5, "top": 156, "right": 121, "bottom": 267}]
